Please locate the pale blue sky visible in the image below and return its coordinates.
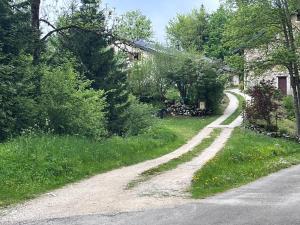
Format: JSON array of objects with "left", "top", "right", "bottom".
[{"left": 102, "top": 0, "right": 220, "bottom": 43}]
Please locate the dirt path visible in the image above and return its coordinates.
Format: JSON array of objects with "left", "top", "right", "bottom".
[{"left": 0, "top": 91, "right": 242, "bottom": 224}]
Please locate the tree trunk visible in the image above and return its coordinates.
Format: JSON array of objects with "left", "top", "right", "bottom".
[
  {"left": 31, "top": 0, "right": 41, "bottom": 64},
  {"left": 290, "top": 76, "right": 300, "bottom": 135},
  {"left": 278, "top": 0, "right": 300, "bottom": 136}
]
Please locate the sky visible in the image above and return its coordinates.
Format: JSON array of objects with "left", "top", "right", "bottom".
[{"left": 102, "top": 0, "right": 220, "bottom": 43}]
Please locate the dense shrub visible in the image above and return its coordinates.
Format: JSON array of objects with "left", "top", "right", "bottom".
[
  {"left": 57, "top": 5, "right": 130, "bottom": 135},
  {"left": 192, "top": 65, "right": 225, "bottom": 114},
  {"left": 283, "top": 95, "right": 295, "bottom": 120},
  {"left": 129, "top": 50, "right": 225, "bottom": 114},
  {"left": 245, "top": 80, "right": 281, "bottom": 131},
  {"left": 165, "top": 87, "right": 181, "bottom": 103},
  {"left": 124, "top": 97, "right": 157, "bottom": 136},
  {"left": 128, "top": 58, "right": 168, "bottom": 103},
  {"left": 39, "top": 63, "right": 107, "bottom": 139}
]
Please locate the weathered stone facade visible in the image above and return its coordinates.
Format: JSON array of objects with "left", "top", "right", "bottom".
[{"left": 244, "top": 13, "right": 300, "bottom": 95}]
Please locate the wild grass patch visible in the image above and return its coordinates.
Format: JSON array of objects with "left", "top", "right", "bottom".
[
  {"left": 0, "top": 116, "right": 216, "bottom": 207},
  {"left": 191, "top": 128, "right": 300, "bottom": 198}
]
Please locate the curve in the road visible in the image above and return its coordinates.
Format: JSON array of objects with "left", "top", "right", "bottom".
[{"left": 0, "top": 90, "right": 242, "bottom": 224}]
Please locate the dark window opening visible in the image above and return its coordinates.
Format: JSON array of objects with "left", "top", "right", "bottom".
[
  {"left": 297, "top": 10, "right": 300, "bottom": 21},
  {"left": 133, "top": 52, "right": 141, "bottom": 60}
]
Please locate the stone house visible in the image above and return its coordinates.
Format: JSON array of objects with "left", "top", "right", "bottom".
[
  {"left": 113, "top": 39, "right": 157, "bottom": 64},
  {"left": 244, "top": 11, "right": 300, "bottom": 95}
]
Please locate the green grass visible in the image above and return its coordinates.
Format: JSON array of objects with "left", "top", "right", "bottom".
[
  {"left": 277, "top": 118, "right": 296, "bottom": 136},
  {"left": 0, "top": 116, "right": 217, "bottom": 207},
  {"left": 222, "top": 92, "right": 245, "bottom": 125},
  {"left": 191, "top": 128, "right": 300, "bottom": 199},
  {"left": 127, "top": 128, "right": 222, "bottom": 189}
]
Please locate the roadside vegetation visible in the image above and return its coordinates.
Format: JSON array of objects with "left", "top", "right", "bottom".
[
  {"left": 1, "top": 0, "right": 229, "bottom": 208},
  {"left": 191, "top": 127, "right": 300, "bottom": 199},
  {"left": 5, "top": 0, "right": 300, "bottom": 212},
  {"left": 0, "top": 116, "right": 216, "bottom": 207}
]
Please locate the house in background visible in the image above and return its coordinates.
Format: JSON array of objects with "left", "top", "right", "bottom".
[
  {"left": 244, "top": 11, "right": 300, "bottom": 95},
  {"left": 115, "top": 39, "right": 241, "bottom": 87},
  {"left": 114, "top": 39, "right": 158, "bottom": 64}
]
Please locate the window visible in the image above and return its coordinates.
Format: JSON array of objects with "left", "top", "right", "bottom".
[
  {"left": 297, "top": 10, "right": 300, "bottom": 21},
  {"left": 133, "top": 52, "right": 141, "bottom": 60}
]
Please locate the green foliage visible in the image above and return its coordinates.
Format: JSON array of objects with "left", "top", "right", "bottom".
[
  {"left": 128, "top": 56, "right": 169, "bottom": 103},
  {"left": 191, "top": 128, "right": 300, "bottom": 199},
  {"left": 57, "top": 2, "right": 130, "bottom": 135},
  {"left": 224, "top": 2, "right": 279, "bottom": 51},
  {"left": 129, "top": 50, "right": 225, "bottom": 113},
  {"left": 166, "top": 5, "right": 209, "bottom": 52},
  {"left": 0, "top": 0, "right": 37, "bottom": 141},
  {"left": 224, "top": 53, "right": 245, "bottom": 77},
  {"left": 39, "top": 63, "right": 107, "bottom": 139},
  {"left": 166, "top": 52, "right": 225, "bottom": 113},
  {"left": 223, "top": 0, "right": 300, "bottom": 77},
  {"left": 205, "top": 6, "right": 232, "bottom": 59},
  {"left": 166, "top": 5, "right": 233, "bottom": 60},
  {"left": 124, "top": 97, "right": 157, "bottom": 136},
  {"left": 165, "top": 88, "right": 181, "bottom": 102},
  {"left": 0, "top": 117, "right": 212, "bottom": 207},
  {"left": 0, "top": 54, "right": 38, "bottom": 141},
  {"left": 283, "top": 96, "right": 295, "bottom": 120},
  {"left": 114, "top": 10, "right": 153, "bottom": 41},
  {"left": 0, "top": 0, "right": 32, "bottom": 56}
]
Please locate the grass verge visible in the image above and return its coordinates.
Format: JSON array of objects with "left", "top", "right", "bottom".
[
  {"left": 191, "top": 127, "right": 300, "bottom": 199},
  {"left": 127, "top": 128, "right": 222, "bottom": 189},
  {"left": 222, "top": 91, "right": 245, "bottom": 125},
  {"left": 0, "top": 116, "right": 217, "bottom": 207}
]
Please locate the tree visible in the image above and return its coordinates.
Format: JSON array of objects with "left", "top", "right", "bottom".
[
  {"left": 224, "top": 0, "right": 300, "bottom": 136},
  {"left": 57, "top": 0, "right": 129, "bottom": 135},
  {"left": 166, "top": 54, "right": 224, "bottom": 112},
  {"left": 166, "top": 5, "right": 209, "bottom": 51},
  {"left": 114, "top": 10, "right": 153, "bottom": 41},
  {"left": 30, "top": 0, "right": 41, "bottom": 64},
  {"left": 0, "top": 0, "right": 38, "bottom": 140},
  {"left": 129, "top": 47, "right": 225, "bottom": 113},
  {"left": 128, "top": 58, "right": 168, "bottom": 103},
  {"left": 205, "top": 6, "right": 232, "bottom": 60}
]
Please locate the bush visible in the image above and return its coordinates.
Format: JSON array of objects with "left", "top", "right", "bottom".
[
  {"left": 128, "top": 59, "right": 168, "bottom": 103},
  {"left": 245, "top": 80, "right": 280, "bottom": 131},
  {"left": 129, "top": 50, "right": 225, "bottom": 115},
  {"left": 39, "top": 63, "right": 107, "bottom": 139},
  {"left": 282, "top": 95, "right": 295, "bottom": 120},
  {"left": 124, "top": 97, "right": 157, "bottom": 136},
  {"left": 165, "top": 87, "right": 181, "bottom": 103}
]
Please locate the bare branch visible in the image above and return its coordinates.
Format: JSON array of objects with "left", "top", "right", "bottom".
[{"left": 39, "top": 19, "right": 138, "bottom": 56}]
